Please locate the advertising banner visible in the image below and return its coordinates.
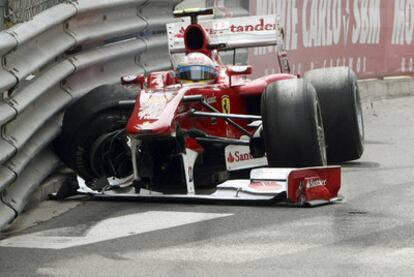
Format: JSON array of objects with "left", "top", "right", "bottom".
[{"left": 249, "top": 0, "right": 414, "bottom": 78}]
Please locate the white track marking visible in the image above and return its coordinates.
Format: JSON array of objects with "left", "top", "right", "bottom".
[{"left": 0, "top": 211, "right": 232, "bottom": 249}]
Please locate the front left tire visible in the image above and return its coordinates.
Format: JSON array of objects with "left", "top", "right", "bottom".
[{"left": 55, "top": 85, "right": 137, "bottom": 181}]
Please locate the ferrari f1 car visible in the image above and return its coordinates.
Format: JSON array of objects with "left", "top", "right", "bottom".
[{"left": 55, "top": 9, "right": 364, "bottom": 206}]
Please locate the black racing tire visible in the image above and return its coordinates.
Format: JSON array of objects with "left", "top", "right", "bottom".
[
  {"left": 56, "top": 85, "right": 137, "bottom": 181},
  {"left": 304, "top": 67, "right": 364, "bottom": 163},
  {"left": 261, "top": 79, "right": 327, "bottom": 167}
]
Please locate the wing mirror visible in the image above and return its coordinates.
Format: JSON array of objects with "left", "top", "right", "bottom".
[{"left": 227, "top": 66, "right": 252, "bottom": 86}]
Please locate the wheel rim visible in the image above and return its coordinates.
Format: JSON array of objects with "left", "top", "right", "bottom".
[{"left": 89, "top": 130, "right": 132, "bottom": 178}]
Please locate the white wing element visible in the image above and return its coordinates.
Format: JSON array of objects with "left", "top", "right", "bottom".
[{"left": 166, "top": 14, "right": 287, "bottom": 54}]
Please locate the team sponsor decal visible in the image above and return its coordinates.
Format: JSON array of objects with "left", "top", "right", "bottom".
[
  {"left": 138, "top": 106, "right": 164, "bottom": 120},
  {"left": 221, "top": 95, "right": 231, "bottom": 114},
  {"left": 138, "top": 92, "right": 173, "bottom": 120},
  {"left": 248, "top": 181, "right": 284, "bottom": 191},
  {"left": 304, "top": 176, "right": 327, "bottom": 189},
  {"left": 295, "top": 176, "right": 328, "bottom": 203},
  {"left": 227, "top": 150, "right": 252, "bottom": 163},
  {"left": 173, "top": 17, "right": 279, "bottom": 39},
  {"left": 225, "top": 145, "right": 267, "bottom": 171},
  {"left": 206, "top": 96, "right": 217, "bottom": 104}
]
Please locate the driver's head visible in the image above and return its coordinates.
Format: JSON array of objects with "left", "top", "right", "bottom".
[{"left": 176, "top": 52, "right": 218, "bottom": 83}]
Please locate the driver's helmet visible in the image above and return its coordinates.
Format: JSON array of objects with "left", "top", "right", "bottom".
[{"left": 176, "top": 53, "right": 218, "bottom": 83}]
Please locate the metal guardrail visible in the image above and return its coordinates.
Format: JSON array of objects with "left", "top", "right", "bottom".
[
  {"left": 0, "top": 0, "right": 182, "bottom": 230},
  {"left": 7, "top": 0, "right": 70, "bottom": 24},
  {"left": 0, "top": 0, "right": 7, "bottom": 30}
]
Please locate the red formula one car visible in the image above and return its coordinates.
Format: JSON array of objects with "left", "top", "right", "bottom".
[{"left": 56, "top": 9, "right": 364, "bottom": 206}]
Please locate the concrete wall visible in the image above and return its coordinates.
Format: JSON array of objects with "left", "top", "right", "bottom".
[{"left": 359, "top": 77, "right": 414, "bottom": 100}]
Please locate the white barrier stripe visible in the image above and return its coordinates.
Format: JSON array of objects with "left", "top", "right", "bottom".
[{"left": 0, "top": 211, "right": 233, "bottom": 249}]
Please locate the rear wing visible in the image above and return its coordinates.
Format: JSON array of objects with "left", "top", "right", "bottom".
[{"left": 167, "top": 14, "right": 286, "bottom": 54}]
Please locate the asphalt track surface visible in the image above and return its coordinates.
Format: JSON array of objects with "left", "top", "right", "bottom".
[{"left": 1, "top": 96, "right": 414, "bottom": 277}]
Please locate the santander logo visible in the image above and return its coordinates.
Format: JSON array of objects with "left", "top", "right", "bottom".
[
  {"left": 174, "top": 17, "right": 275, "bottom": 39},
  {"left": 175, "top": 27, "right": 185, "bottom": 38},
  {"left": 305, "top": 177, "right": 327, "bottom": 188},
  {"left": 227, "top": 152, "right": 235, "bottom": 163},
  {"left": 225, "top": 145, "right": 267, "bottom": 171},
  {"left": 227, "top": 151, "right": 254, "bottom": 164}
]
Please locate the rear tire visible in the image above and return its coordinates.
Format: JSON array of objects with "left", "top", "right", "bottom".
[
  {"left": 56, "top": 85, "right": 137, "bottom": 181},
  {"left": 261, "top": 79, "right": 327, "bottom": 167},
  {"left": 304, "top": 67, "right": 364, "bottom": 163}
]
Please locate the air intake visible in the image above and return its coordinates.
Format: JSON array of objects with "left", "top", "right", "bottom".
[{"left": 185, "top": 25, "right": 205, "bottom": 51}]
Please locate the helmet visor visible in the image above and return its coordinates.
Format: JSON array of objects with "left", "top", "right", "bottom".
[{"left": 177, "top": 65, "right": 217, "bottom": 82}]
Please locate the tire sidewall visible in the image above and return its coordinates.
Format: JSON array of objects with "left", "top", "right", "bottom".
[
  {"left": 261, "top": 79, "right": 327, "bottom": 167},
  {"left": 304, "top": 67, "right": 364, "bottom": 162}
]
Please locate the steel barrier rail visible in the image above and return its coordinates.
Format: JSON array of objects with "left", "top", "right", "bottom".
[
  {"left": 0, "top": 0, "right": 182, "bottom": 231},
  {"left": 1, "top": 148, "right": 60, "bottom": 227},
  {"left": 0, "top": 0, "right": 7, "bottom": 30},
  {"left": 64, "top": 38, "right": 147, "bottom": 99},
  {"left": 67, "top": 0, "right": 148, "bottom": 45},
  {"left": 0, "top": 32, "right": 17, "bottom": 92},
  {"left": 0, "top": 32, "right": 18, "bottom": 170},
  {"left": 7, "top": 0, "right": 70, "bottom": 23},
  {"left": 4, "top": 3, "right": 77, "bottom": 84}
]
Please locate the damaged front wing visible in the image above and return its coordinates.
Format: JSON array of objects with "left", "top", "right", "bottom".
[{"left": 75, "top": 166, "right": 342, "bottom": 207}]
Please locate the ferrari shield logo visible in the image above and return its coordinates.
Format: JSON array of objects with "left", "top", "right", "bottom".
[{"left": 221, "top": 95, "right": 231, "bottom": 114}]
